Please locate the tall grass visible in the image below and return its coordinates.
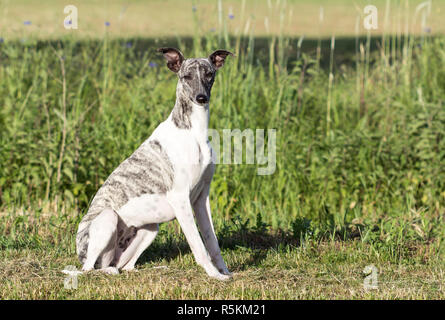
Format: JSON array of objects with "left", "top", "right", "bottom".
[{"left": 0, "top": 2, "right": 444, "bottom": 257}]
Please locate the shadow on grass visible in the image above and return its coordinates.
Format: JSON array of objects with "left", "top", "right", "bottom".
[
  {"left": 16, "top": 35, "right": 420, "bottom": 71},
  {"left": 137, "top": 227, "right": 300, "bottom": 271},
  {"left": 136, "top": 214, "right": 371, "bottom": 270}
]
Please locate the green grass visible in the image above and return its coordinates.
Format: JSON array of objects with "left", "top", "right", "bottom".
[
  {"left": 0, "top": 210, "right": 443, "bottom": 299},
  {"left": 1, "top": 241, "right": 444, "bottom": 299},
  {"left": 0, "top": 0, "right": 444, "bottom": 299}
]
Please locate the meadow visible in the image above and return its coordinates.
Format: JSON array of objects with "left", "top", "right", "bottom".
[{"left": 0, "top": 0, "right": 444, "bottom": 299}]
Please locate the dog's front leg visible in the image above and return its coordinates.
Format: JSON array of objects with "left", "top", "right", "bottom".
[
  {"left": 193, "top": 184, "right": 231, "bottom": 276},
  {"left": 168, "top": 191, "right": 231, "bottom": 281}
]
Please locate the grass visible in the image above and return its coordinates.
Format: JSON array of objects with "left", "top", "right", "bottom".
[
  {"left": 0, "top": 0, "right": 444, "bottom": 299},
  {"left": 0, "top": 212, "right": 443, "bottom": 299},
  {"left": 1, "top": 247, "right": 444, "bottom": 299}
]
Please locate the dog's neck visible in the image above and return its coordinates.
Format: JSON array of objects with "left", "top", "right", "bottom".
[{"left": 169, "top": 83, "right": 209, "bottom": 140}]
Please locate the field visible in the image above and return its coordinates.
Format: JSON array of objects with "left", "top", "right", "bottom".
[
  {"left": 1, "top": 0, "right": 445, "bottom": 38},
  {"left": 0, "top": 0, "right": 444, "bottom": 299}
]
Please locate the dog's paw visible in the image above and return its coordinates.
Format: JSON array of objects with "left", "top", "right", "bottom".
[
  {"left": 219, "top": 267, "right": 232, "bottom": 276},
  {"left": 100, "top": 266, "right": 120, "bottom": 275},
  {"left": 211, "top": 272, "right": 233, "bottom": 281}
]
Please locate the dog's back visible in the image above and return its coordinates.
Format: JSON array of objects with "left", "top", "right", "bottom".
[{"left": 76, "top": 138, "right": 174, "bottom": 263}]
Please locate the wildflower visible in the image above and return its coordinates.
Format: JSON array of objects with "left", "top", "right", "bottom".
[
  {"left": 0, "top": 38, "right": 4, "bottom": 43},
  {"left": 210, "top": 28, "right": 216, "bottom": 32},
  {"left": 65, "top": 20, "right": 72, "bottom": 26},
  {"left": 23, "top": 21, "right": 32, "bottom": 25},
  {"left": 149, "top": 62, "right": 157, "bottom": 68},
  {"left": 105, "top": 21, "right": 110, "bottom": 27},
  {"left": 192, "top": 6, "right": 197, "bottom": 12},
  {"left": 125, "top": 42, "right": 132, "bottom": 48},
  {"left": 423, "top": 27, "right": 431, "bottom": 34},
  {"left": 228, "top": 6, "right": 234, "bottom": 20}
]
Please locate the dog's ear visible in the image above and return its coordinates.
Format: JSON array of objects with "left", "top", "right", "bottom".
[
  {"left": 157, "top": 47, "right": 185, "bottom": 73},
  {"left": 208, "top": 50, "right": 235, "bottom": 69}
]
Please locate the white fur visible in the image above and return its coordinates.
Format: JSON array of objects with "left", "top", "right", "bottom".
[{"left": 81, "top": 100, "right": 231, "bottom": 281}]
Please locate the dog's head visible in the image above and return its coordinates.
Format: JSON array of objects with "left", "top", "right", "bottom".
[{"left": 157, "top": 48, "right": 234, "bottom": 106}]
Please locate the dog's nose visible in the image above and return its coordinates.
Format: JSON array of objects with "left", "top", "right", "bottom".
[{"left": 196, "top": 94, "right": 208, "bottom": 104}]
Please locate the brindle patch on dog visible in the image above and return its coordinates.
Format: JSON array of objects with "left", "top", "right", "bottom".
[
  {"left": 76, "top": 139, "right": 174, "bottom": 264},
  {"left": 118, "top": 226, "right": 137, "bottom": 251}
]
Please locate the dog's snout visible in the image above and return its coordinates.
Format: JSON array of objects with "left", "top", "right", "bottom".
[{"left": 196, "top": 94, "right": 208, "bottom": 104}]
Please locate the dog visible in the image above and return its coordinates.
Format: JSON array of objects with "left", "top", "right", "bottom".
[{"left": 76, "top": 48, "right": 234, "bottom": 281}]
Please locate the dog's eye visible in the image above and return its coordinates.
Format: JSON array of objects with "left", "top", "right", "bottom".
[
  {"left": 183, "top": 74, "right": 192, "bottom": 80},
  {"left": 205, "top": 72, "right": 213, "bottom": 79}
]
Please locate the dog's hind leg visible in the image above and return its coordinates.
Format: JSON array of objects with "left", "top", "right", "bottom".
[
  {"left": 114, "top": 224, "right": 159, "bottom": 271},
  {"left": 97, "top": 240, "right": 119, "bottom": 275},
  {"left": 82, "top": 208, "right": 118, "bottom": 272}
]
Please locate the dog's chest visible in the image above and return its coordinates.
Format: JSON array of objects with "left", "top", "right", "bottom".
[
  {"left": 188, "top": 138, "right": 213, "bottom": 187},
  {"left": 145, "top": 112, "right": 213, "bottom": 199},
  {"left": 190, "top": 159, "right": 214, "bottom": 206}
]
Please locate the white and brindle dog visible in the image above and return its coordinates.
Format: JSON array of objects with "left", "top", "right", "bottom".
[{"left": 76, "top": 48, "right": 234, "bottom": 281}]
